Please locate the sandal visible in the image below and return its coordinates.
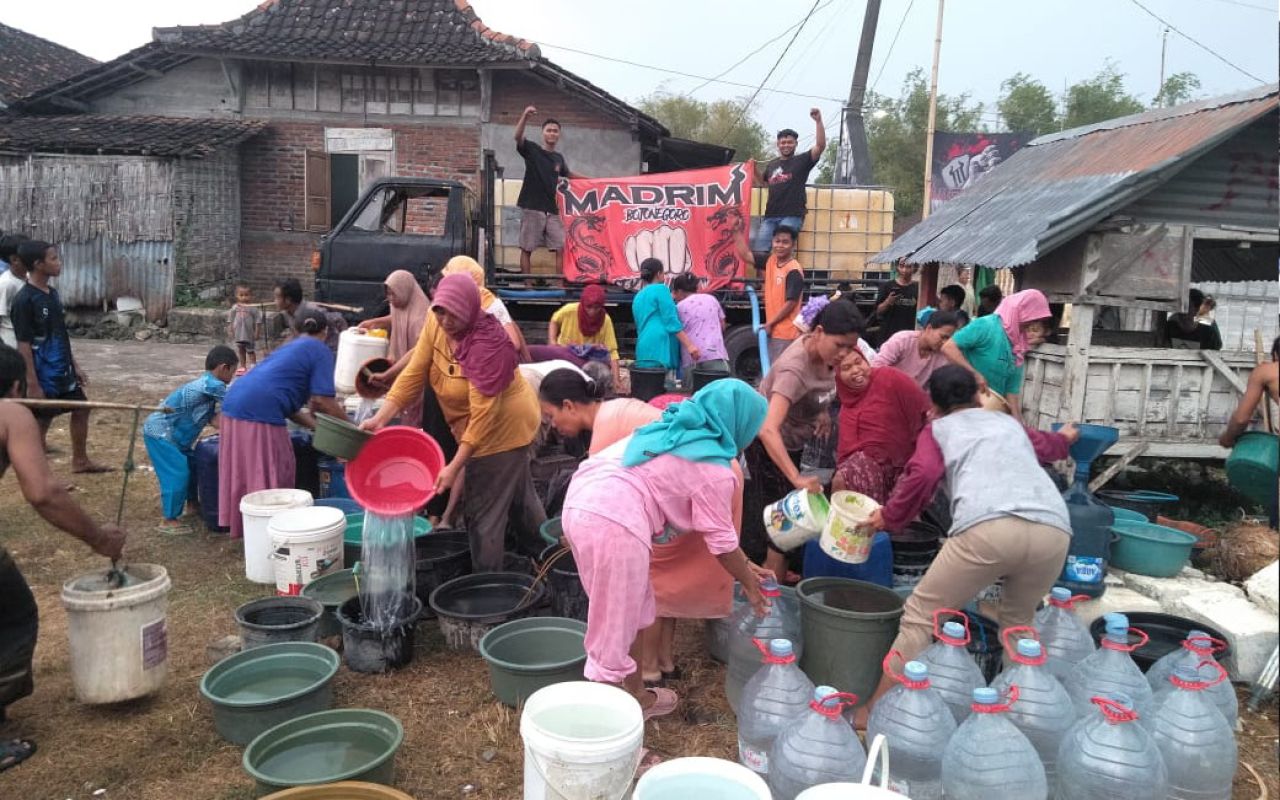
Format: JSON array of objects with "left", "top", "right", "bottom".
[
  {"left": 155, "top": 522, "right": 194, "bottom": 535},
  {"left": 641, "top": 687, "right": 679, "bottom": 720},
  {"left": 0, "top": 739, "right": 35, "bottom": 772}
]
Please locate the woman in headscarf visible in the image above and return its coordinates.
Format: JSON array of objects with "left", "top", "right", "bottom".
[
  {"left": 560, "top": 379, "right": 772, "bottom": 716},
  {"left": 544, "top": 284, "right": 622, "bottom": 382},
  {"left": 631, "top": 258, "right": 701, "bottom": 373},
  {"left": 359, "top": 270, "right": 430, "bottom": 425},
  {"left": 942, "top": 288, "right": 1053, "bottom": 419},
  {"left": 363, "top": 274, "right": 545, "bottom": 571},
  {"left": 442, "top": 256, "right": 530, "bottom": 360}
]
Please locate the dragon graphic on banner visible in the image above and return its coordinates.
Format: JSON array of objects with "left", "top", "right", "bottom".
[
  {"left": 557, "top": 163, "right": 752, "bottom": 290},
  {"left": 930, "top": 132, "right": 1030, "bottom": 212}
]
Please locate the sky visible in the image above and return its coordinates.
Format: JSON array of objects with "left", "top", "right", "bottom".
[{"left": 7, "top": 0, "right": 1276, "bottom": 147}]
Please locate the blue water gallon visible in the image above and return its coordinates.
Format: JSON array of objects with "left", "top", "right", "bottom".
[
  {"left": 801, "top": 531, "right": 892, "bottom": 586},
  {"left": 317, "top": 457, "right": 351, "bottom": 500},
  {"left": 193, "top": 435, "right": 225, "bottom": 532}
]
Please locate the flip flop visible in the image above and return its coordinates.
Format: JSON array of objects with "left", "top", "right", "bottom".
[
  {"left": 71, "top": 464, "right": 116, "bottom": 475},
  {"left": 0, "top": 739, "right": 36, "bottom": 773},
  {"left": 641, "top": 687, "right": 679, "bottom": 721},
  {"left": 155, "top": 522, "right": 194, "bottom": 535}
]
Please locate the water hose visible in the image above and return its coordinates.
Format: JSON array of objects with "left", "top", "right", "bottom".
[{"left": 746, "top": 284, "right": 770, "bottom": 376}]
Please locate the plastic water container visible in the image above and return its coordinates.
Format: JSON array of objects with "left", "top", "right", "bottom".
[
  {"left": 767, "top": 686, "right": 867, "bottom": 800},
  {"left": 520, "top": 681, "right": 643, "bottom": 799},
  {"left": 914, "top": 612, "right": 986, "bottom": 724},
  {"left": 193, "top": 435, "right": 225, "bottom": 532},
  {"left": 800, "top": 531, "right": 892, "bottom": 586},
  {"left": 941, "top": 687, "right": 1047, "bottom": 800},
  {"left": 1149, "top": 663, "right": 1237, "bottom": 799},
  {"left": 317, "top": 457, "right": 351, "bottom": 500},
  {"left": 866, "top": 658, "right": 956, "bottom": 800},
  {"left": 240, "top": 489, "right": 314, "bottom": 584},
  {"left": 726, "top": 578, "right": 803, "bottom": 713},
  {"left": 738, "top": 639, "right": 815, "bottom": 775},
  {"left": 634, "top": 757, "right": 771, "bottom": 799},
  {"left": 1034, "top": 587, "right": 1097, "bottom": 681},
  {"left": 1146, "top": 630, "right": 1238, "bottom": 729},
  {"left": 268, "top": 506, "right": 346, "bottom": 596},
  {"left": 989, "top": 632, "right": 1076, "bottom": 796},
  {"left": 334, "top": 328, "right": 389, "bottom": 395},
  {"left": 1064, "top": 613, "right": 1154, "bottom": 721},
  {"left": 1056, "top": 692, "right": 1168, "bottom": 800}
]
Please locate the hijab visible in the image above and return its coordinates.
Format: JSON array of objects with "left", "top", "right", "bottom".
[
  {"left": 994, "top": 289, "right": 1051, "bottom": 365},
  {"left": 442, "top": 256, "right": 497, "bottom": 311},
  {"left": 578, "top": 284, "right": 607, "bottom": 337},
  {"left": 384, "top": 270, "right": 430, "bottom": 361},
  {"left": 623, "top": 378, "right": 767, "bottom": 468},
  {"left": 432, "top": 274, "right": 518, "bottom": 397}
]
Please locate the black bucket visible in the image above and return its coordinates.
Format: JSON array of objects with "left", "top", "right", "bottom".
[
  {"left": 414, "top": 530, "right": 472, "bottom": 616},
  {"left": 938, "top": 609, "right": 1003, "bottom": 684},
  {"left": 1087, "top": 612, "right": 1232, "bottom": 674},
  {"left": 629, "top": 364, "right": 667, "bottom": 402},
  {"left": 691, "top": 363, "right": 732, "bottom": 392},
  {"left": 891, "top": 539, "right": 938, "bottom": 593},
  {"left": 429, "top": 572, "right": 548, "bottom": 652},
  {"left": 539, "top": 544, "right": 588, "bottom": 622},
  {"left": 235, "top": 596, "right": 324, "bottom": 649},
  {"left": 336, "top": 594, "right": 423, "bottom": 673}
]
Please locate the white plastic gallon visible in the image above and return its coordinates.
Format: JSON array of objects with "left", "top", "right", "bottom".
[
  {"left": 520, "top": 681, "right": 644, "bottom": 800},
  {"left": 634, "top": 757, "right": 772, "bottom": 799},
  {"left": 269, "top": 505, "right": 346, "bottom": 595},
  {"left": 335, "top": 328, "right": 389, "bottom": 394},
  {"left": 240, "top": 489, "right": 313, "bottom": 584}
]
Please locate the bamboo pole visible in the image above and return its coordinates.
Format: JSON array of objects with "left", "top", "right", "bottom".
[
  {"left": 5, "top": 399, "right": 172, "bottom": 413},
  {"left": 920, "top": 0, "right": 946, "bottom": 219}
]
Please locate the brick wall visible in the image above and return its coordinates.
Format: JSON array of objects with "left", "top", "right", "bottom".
[
  {"left": 490, "top": 71, "right": 630, "bottom": 132},
  {"left": 174, "top": 148, "right": 241, "bottom": 293}
]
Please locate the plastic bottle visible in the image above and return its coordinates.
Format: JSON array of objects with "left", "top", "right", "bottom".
[
  {"left": 1055, "top": 693, "right": 1168, "bottom": 800},
  {"left": 1034, "top": 587, "right": 1098, "bottom": 681},
  {"left": 737, "top": 638, "right": 815, "bottom": 776},
  {"left": 1064, "top": 613, "right": 1154, "bottom": 721},
  {"left": 726, "top": 578, "right": 803, "bottom": 713},
  {"left": 989, "top": 630, "right": 1076, "bottom": 797},
  {"left": 767, "top": 686, "right": 867, "bottom": 800},
  {"left": 914, "top": 610, "right": 986, "bottom": 723},
  {"left": 940, "top": 686, "right": 1048, "bottom": 800},
  {"left": 1149, "top": 663, "right": 1237, "bottom": 799},
  {"left": 1146, "top": 631, "right": 1238, "bottom": 729},
  {"left": 866, "top": 655, "right": 956, "bottom": 800},
  {"left": 1058, "top": 459, "right": 1116, "bottom": 598}
]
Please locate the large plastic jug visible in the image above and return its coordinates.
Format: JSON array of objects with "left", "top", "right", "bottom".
[
  {"left": 767, "top": 686, "right": 867, "bottom": 800},
  {"left": 1058, "top": 456, "right": 1116, "bottom": 598},
  {"left": 727, "top": 578, "right": 803, "bottom": 713},
  {"left": 914, "top": 610, "right": 986, "bottom": 723},
  {"left": 941, "top": 686, "right": 1047, "bottom": 800},
  {"left": 1035, "top": 587, "right": 1098, "bottom": 680},
  {"left": 1064, "top": 613, "right": 1154, "bottom": 721},
  {"left": 737, "top": 639, "right": 815, "bottom": 776},
  {"left": 1055, "top": 693, "right": 1169, "bottom": 800},
  {"left": 1149, "top": 663, "right": 1237, "bottom": 799},
  {"left": 1146, "top": 631, "right": 1238, "bottom": 729},
  {"left": 866, "top": 655, "right": 956, "bottom": 800},
  {"left": 990, "top": 630, "right": 1076, "bottom": 797}
]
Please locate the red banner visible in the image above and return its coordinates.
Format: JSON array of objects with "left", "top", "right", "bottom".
[{"left": 557, "top": 163, "right": 752, "bottom": 290}]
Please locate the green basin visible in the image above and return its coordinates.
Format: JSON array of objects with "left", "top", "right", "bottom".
[
  {"left": 244, "top": 709, "right": 404, "bottom": 796},
  {"left": 1110, "top": 521, "right": 1198, "bottom": 578},
  {"left": 479, "top": 616, "right": 587, "bottom": 707},
  {"left": 300, "top": 569, "right": 358, "bottom": 639},
  {"left": 539, "top": 516, "right": 562, "bottom": 547},
  {"left": 312, "top": 413, "right": 372, "bottom": 460},
  {"left": 200, "top": 642, "right": 340, "bottom": 746},
  {"left": 1226, "top": 431, "right": 1279, "bottom": 508},
  {"left": 342, "top": 515, "right": 433, "bottom": 567},
  {"left": 1108, "top": 506, "right": 1149, "bottom": 524}
]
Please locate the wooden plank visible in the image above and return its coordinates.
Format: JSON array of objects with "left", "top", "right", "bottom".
[
  {"left": 1196, "top": 365, "right": 1215, "bottom": 437},
  {"left": 1199, "top": 350, "right": 1249, "bottom": 395},
  {"left": 1138, "top": 362, "right": 1153, "bottom": 437},
  {"left": 1062, "top": 303, "right": 1096, "bottom": 421},
  {"left": 1166, "top": 364, "right": 1183, "bottom": 437},
  {"left": 1104, "top": 362, "right": 1121, "bottom": 426},
  {"left": 1084, "top": 224, "right": 1168, "bottom": 297},
  {"left": 1089, "top": 442, "right": 1150, "bottom": 493}
]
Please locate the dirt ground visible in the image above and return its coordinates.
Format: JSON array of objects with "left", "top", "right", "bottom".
[{"left": 0, "top": 341, "right": 1276, "bottom": 799}]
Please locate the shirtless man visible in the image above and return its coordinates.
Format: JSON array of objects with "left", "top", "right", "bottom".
[{"left": 1219, "top": 336, "right": 1280, "bottom": 449}]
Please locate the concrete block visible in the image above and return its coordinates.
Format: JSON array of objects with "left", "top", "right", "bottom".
[
  {"left": 1123, "top": 573, "right": 1242, "bottom": 607},
  {"left": 1074, "top": 586, "right": 1162, "bottom": 628},
  {"left": 1169, "top": 588, "right": 1279, "bottom": 683},
  {"left": 1244, "top": 560, "right": 1279, "bottom": 616},
  {"left": 1104, "top": 569, "right": 1127, "bottom": 588}
]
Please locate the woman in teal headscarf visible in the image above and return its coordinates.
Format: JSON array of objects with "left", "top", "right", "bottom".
[
  {"left": 561, "top": 379, "right": 773, "bottom": 717},
  {"left": 631, "top": 258, "right": 702, "bottom": 372}
]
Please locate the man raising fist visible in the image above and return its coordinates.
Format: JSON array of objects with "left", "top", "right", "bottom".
[
  {"left": 751, "top": 108, "right": 826, "bottom": 268},
  {"left": 514, "top": 105, "right": 572, "bottom": 275}
]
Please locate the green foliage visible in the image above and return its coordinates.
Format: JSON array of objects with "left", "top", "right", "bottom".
[
  {"left": 636, "top": 93, "right": 771, "bottom": 161},
  {"left": 1154, "top": 71, "right": 1202, "bottom": 107},
  {"left": 815, "top": 141, "right": 838, "bottom": 184},
  {"left": 998, "top": 72, "right": 1058, "bottom": 136},
  {"left": 1062, "top": 62, "right": 1146, "bottom": 129}
]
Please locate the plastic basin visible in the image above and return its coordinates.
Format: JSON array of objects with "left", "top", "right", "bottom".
[
  {"left": 1225, "top": 431, "right": 1279, "bottom": 507},
  {"left": 479, "top": 616, "right": 587, "bottom": 707},
  {"left": 1110, "top": 521, "right": 1197, "bottom": 577},
  {"left": 346, "top": 427, "right": 445, "bottom": 516},
  {"left": 1096, "top": 490, "right": 1179, "bottom": 520},
  {"left": 235, "top": 596, "right": 325, "bottom": 649},
  {"left": 200, "top": 642, "right": 339, "bottom": 745},
  {"left": 244, "top": 709, "right": 404, "bottom": 795},
  {"left": 429, "top": 572, "right": 548, "bottom": 652},
  {"left": 342, "top": 514, "right": 433, "bottom": 567},
  {"left": 1108, "top": 506, "right": 1149, "bottom": 524},
  {"left": 1088, "top": 612, "right": 1233, "bottom": 673},
  {"left": 261, "top": 782, "right": 416, "bottom": 800},
  {"left": 795, "top": 577, "right": 904, "bottom": 706},
  {"left": 312, "top": 413, "right": 372, "bottom": 461},
  {"left": 540, "top": 516, "right": 563, "bottom": 547}
]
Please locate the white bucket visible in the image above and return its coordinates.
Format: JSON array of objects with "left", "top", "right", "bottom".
[
  {"left": 60, "top": 563, "right": 171, "bottom": 704},
  {"left": 634, "top": 757, "right": 771, "bottom": 799},
  {"left": 269, "top": 505, "right": 346, "bottom": 596},
  {"left": 241, "top": 489, "right": 313, "bottom": 584},
  {"left": 796, "top": 735, "right": 901, "bottom": 798},
  {"left": 763, "top": 489, "right": 830, "bottom": 552},
  {"left": 520, "top": 681, "right": 644, "bottom": 800},
  {"left": 819, "top": 490, "right": 881, "bottom": 564},
  {"left": 334, "top": 328, "right": 389, "bottom": 394}
]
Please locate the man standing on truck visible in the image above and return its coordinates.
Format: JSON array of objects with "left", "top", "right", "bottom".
[
  {"left": 737, "top": 226, "right": 805, "bottom": 365},
  {"left": 514, "top": 106, "right": 574, "bottom": 275},
  {"left": 751, "top": 109, "right": 826, "bottom": 268}
]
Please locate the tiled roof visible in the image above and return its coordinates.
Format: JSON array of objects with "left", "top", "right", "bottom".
[
  {"left": 0, "top": 22, "right": 97, "bottom": 105},
  {"left": 0, "top": 114, "right": 266, "bottom": 157}
]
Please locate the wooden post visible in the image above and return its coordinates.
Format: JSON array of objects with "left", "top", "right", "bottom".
[
  {"left": 919, "top": 262, "right": 940, "bottom": 314},
  {"left": 1060, "top": 235, "right": 1100, "bottom": 422},
  {"left": 920, "top": 0, "right": 946, "bottom": 219}
]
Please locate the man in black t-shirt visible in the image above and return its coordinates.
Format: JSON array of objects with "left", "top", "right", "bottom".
[
  {"left": 751, "top": 108, "right": 826, "bottom": 266},
  {"left": 514, "top": 105, "right": 574, "bottom": 274},
  {"left": 871, "top": 259, "right": 920, "bottom": 347}
]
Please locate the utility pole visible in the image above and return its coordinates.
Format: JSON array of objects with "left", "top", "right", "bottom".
[
  {"left": 841, "top": 0, "right": 881, "bottom": 185},
  {"left": 920, "top": 0, "right": 945, "bottom": 218},
  {"left": 1156, "top": 27, "right": 1170, "bottom": 104}
]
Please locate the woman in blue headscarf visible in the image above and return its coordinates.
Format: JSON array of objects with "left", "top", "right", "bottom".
[
  {"left": 631, "top": 258, "right": 702, "bottom": 372},
  {"left": 561, "top": 379, "right": 772, "bottom": 717}
]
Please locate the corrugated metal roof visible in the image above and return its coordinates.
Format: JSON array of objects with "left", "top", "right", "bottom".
[{"left": 875, "top": 84, "right": 1279, "bottom": 268}]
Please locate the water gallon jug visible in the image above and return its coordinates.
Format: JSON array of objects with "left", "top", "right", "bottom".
[
  {"left": 866, "top": 654, "right": 956, "bottom": 800},
  {"left": 1064, "top": 614, "right": 1154, "bottom": 721},
  {"left": 1056, "top": 423, "right": 1119, "bottom": 598},
  {"left": 989, "top": 629, "right": 1076, "bottom": 797},
  {"left": 914, "top": 610, "right": 986, "bottom": 724},
  {"left": 727, "top": 578, "right": 803, "bottom": 713},
  {"left": 940, "top": 686, "right": 1047, "bottom": 800},
  {"left": 738, "top": 639, "right": 816, "bottom": 776},
  {"left": 1035, "top": 587, "right": 1098, "bottom": 681},
  {"left": 1146, "top": 631, "right": 1238, "bottom": 729},
  {"left": 1149, "top": 663, "right": 1237, "bottom": 799},
  {"left": 768, "top": 687, "right": 867, "bottom": 800},
  {"left": 1055, "top": 693, "right": 1168, "bottom": 800}
]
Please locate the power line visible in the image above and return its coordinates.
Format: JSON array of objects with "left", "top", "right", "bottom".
[
  {"left": 1202, "top": 0, "right": 1272, "bottom": 11},
  {"left": 1127, "top": 0, "right": 1264, "bottom": 83},
  {"left": 687, "top": 0, "right": 838, "bottom": 96},
  {"left": 729, "top": 0, "right": 826, "bottom": 129},
  {"left": 870, "top": 0, "right": 916, "bottom": 94}
]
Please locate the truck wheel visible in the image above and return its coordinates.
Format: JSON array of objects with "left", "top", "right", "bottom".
[{"left": 724, "top": 324, "right": 763, "bottom": 384}]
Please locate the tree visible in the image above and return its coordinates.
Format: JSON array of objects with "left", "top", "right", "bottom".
[
  {"left": 636, "top": 93, "right": 770, "bottom": 161},
  {"left": 998, "top": 72, "right": 1058, "bottom": 136},
  {"left": 1154, "top": 71, "right": 1201, "bottom": 107},
  {"left": 1062, "top": 62, "right": 1145, "bottom": 129}
]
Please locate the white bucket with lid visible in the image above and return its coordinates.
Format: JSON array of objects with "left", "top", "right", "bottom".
[
  {"left": 763, "top": 489, "right": 830, "bottom": 552},
  {"left": 60, "top": 563, "right": 171, "bottom": 704},
  {"left": 634, "top": 757, "right": 771, "bottom": 799},
  {"left": 241, "top": 489, "right": 313, "bottom": 584},
  {"left": 796, "top": 734, "right": 900, "bottom": 798},
  {"left": 334, "top": 328, "right": 389, "bottom": 395},
  {"left": 520, "top": 681, "right": 644, "bottom": 800},
  {"left": 269, "top": 505, "right": 346, "bottom": 596},
  {"left": 819, "top": 490, "right": 881, "bottom": 564}
]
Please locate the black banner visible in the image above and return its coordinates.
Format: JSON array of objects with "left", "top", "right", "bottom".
[{"left": 931, "top": 132, "right": 1030, "bottom": 212}]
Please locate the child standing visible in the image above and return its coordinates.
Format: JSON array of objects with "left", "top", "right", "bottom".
[
  {"left": 143, "top": 346, "right": 238, "bottom": 533},
  {"left": 227, "top": 283, "right": 263, "bottom": 374}
]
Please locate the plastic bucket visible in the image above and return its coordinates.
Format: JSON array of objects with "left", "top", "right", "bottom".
[
  {"left": 519, "top": 681, "right": 644, "bottom": 800},
  {"left": 802, "top": 532, "right": 892, "bottom": 586},
  {"left": 634, "top": 757, "right": 771, "bottom": 799},
  {"left": 242, "top": 489, "right": 314, "bottom": 584},
  {"left": 764, "top": 489, "right": 830, "bottom": 552},
  {"left": 316, "top": 497, "right": 361, "bottom": 515},
  {"left": 429, "top": 572, "right": 548, "bottom": 652},
  {"left": 819, "top": 491, "right": 880, "bottom": 564},
  {"left": 691, "top": 363, "right": 732, "bottom": 392},
  {"left": 629, "top": 364, "right": 667, "bottom": 402},
  {"left": 337, "top": 595, "right": 422, "bottom": 674},
  {"left": 335, "top": 328, "right": 390, "bottom": 395},
  {"left": 479, "top": 617, "right": 587, "bottom": 707},
  {"left": 200, "top": 642, "right": 339, "bottom": 745},
  {"left": 796, "top": 577, "right": 904, "bottom": 705},
  {"left": 235, "top": 596, "right": 325, "bottom": 649},
  {"left": 243, "top": 709, "right": 403, "bottom": 794},
  {"left": 795, "top": 735, "right": 899, "bottom": 799},
  {"left": 261, "top": 783, "right": 415, "bottom": 800},
  {"left": 300, "top": 568, "right": 357, "bottom": 639},
  {"left": 312, "top": 413, "right": 372, "bottom": 461},
  {"left": 539, "top": 544, "right": 589, "bottom": 622},
  {"left": 1108, "top": 506, "right": 1149, "bottom": 524},
  {"left": 1109, "top": 521, "right": 1197, "bottom": 577},
  {"left": 269, "top": 506, "right": 346, "bottom": 596},
  {"left": 194, "top": 435, "right": 227, "bottom": 532},
  {"left": 414, "top": 530, "right": 472, "bottom": 614},
  {"left": 1226, "top": 431, "right": 1279, "bottom": 507},
  {"left": 60, "top": 563, "right": 171, "bottom": 704}
]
